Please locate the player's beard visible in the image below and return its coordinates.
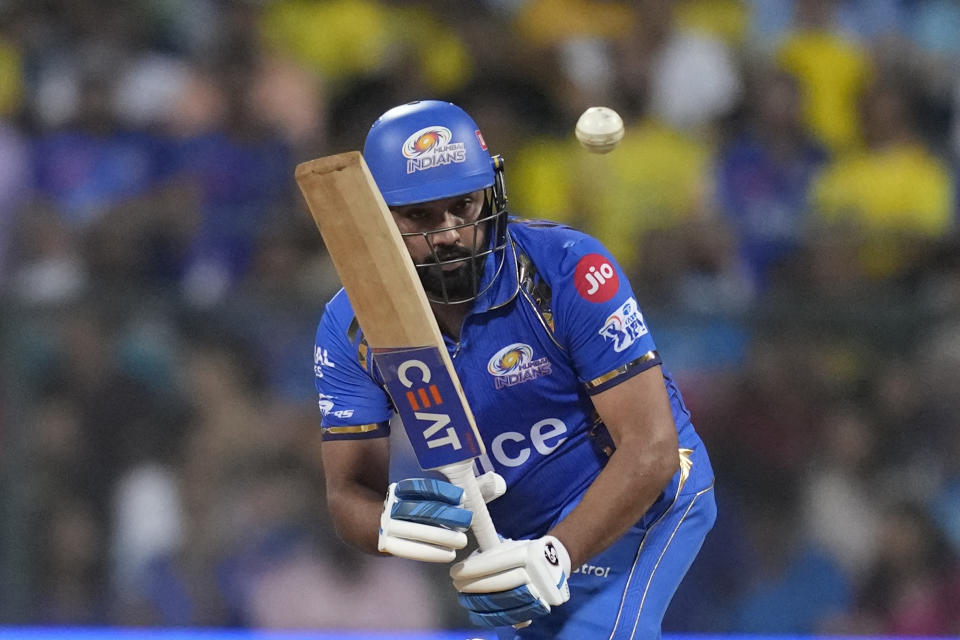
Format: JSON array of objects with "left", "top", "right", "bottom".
[{"left": 417, "top": 245, "right": 485, "bottom": 303}]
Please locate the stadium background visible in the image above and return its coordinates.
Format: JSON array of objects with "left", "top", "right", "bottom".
[{"left": 1, "top": 0, "right": 959, "bottom": 637}]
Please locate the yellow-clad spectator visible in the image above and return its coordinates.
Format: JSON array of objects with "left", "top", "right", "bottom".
[
  {"left": 509, "top": 135, "right": 577, "bottom": 223},
  {"left": 390, "top": 5, "right": 473, "bottom": 95},
  {"left": 259, "top": 0, "right": 392, "bottom": 81},
  {"left": 259, "top": 0, "right": 472, "bottom": 95},
  {"left": 510, "top": 117, "right": 712, "bottom": 270},
  {"left": 811, "top": 80, "right": 954, "bottom": 277},
  {"left": 775, "top": 0, "right": 872, "bottom": 152},
  {"left": 675, "top": 0, "right": 749, "bottom": 47},
  {"left": 814, "top": 145, "right": 952, "bottom": 237},
  {"left": 513, "top": 0, "right": 636, "bottom": 48},
  {"left": 0, "top": 36, "right": 22, "bottom": 117}
]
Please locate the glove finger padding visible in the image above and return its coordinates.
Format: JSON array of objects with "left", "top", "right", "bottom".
[
  {"left": 378, "top": 478, "right": 471, "bottom": 563},
  {"left": 383, "top": 518, "right": 469, "bottom": 549},
  {"left": 459, "top": 588, "right": 550, "bottom": 628},
  {"left": 391, "top": 478, "right": 473, "bottom": 530},
  {"left": 378, "top": 529, "right": 465, "bottom": 563},
  {"left": 451, "top": 535, "right": 571, "bottom": 627},
  {"left": 454, "top": 566, "right": 531, "bottom": 594},
  {"left": 391, "top": 498, "right": 473, "bottom": 530},
  {"left": 395, "top": 478, "right": 464, "bottom": 503}
]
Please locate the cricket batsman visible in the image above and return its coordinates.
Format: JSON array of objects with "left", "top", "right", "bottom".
[{"left": 312, "top": 100, "right": 716, "bottom": 638}]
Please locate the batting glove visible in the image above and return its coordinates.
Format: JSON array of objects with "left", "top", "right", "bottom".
[
  {"left": 378, "top": 473, "right": 506, "bottom": 563},
  {"left": 450, "top": 535, "right": 571, "bottom": 627}
]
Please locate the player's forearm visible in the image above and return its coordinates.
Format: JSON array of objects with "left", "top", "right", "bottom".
[
  {"left": 320, "top": 437, "right": 390, "bottom": 555},
  {"left": 548, "top": 434, "right": 678, "bottom": 568},
  {"left": 326, "top": 483, "right": 387, "bottom": 555}
]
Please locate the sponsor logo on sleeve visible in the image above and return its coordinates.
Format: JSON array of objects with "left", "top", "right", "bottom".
[
  {"left": 402, "top": 126, "right": 466, "bottom": 174},
  {"left": 599, "top": 297, "right": 648, "bottom": 352},
  {"left": 574, "top": 254, "right": 619, "bottom": 302},
  {"left": 314, "top": 346, "right": 335, "bottom": 377},
  {"left": 487, "top": 343, "right": 552, "bottom": 389},
  {"left": 317, "top": 393, "right": 335, "bottom": 416}
]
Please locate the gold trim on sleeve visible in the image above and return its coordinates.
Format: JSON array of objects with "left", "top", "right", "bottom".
[
  {"left": 677, "top": 448, "right": 694, "bottom": 493},
  {"left": 322, "top": 423, "right": 380, "bottom": 435},
  {"left": 585, "top": 351, "right": 659, "bottom": 390}
]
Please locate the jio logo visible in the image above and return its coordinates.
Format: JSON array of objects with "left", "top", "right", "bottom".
[{"left": 574, "top": 254, "right": 619, "bottom": 302}]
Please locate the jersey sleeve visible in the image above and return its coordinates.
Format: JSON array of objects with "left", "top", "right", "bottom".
[
  {"left": 314, "top": 297, "right": 394, "bottom": 440},
  {"left": 551, "top": 236, "right": 661, "bottom": 394}
]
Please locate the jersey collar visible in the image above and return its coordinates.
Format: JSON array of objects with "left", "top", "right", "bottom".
[{"left": 469, "top": 226, "right": 520, "bottom": 315}]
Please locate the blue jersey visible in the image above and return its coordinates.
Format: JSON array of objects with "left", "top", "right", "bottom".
[{"left": 313, "top": 219, "right": 711, "bottom": 542}]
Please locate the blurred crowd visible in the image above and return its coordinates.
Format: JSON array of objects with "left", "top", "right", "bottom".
[{"left": 1, "top": 0, "right": 960, "bottom": 635}]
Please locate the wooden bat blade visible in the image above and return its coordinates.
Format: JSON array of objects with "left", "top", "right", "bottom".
[
  {"left": 295, "top": 152, "right": 436, "bottom": 348},
  {"left": 297, "top": 151, "right": 508, "bottom": 556},
  {"left": 295, "top": 151, "right": 486, "bottom": 468}
]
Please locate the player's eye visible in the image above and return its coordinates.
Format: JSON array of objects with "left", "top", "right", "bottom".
[
  {"left": 451, "top": 198, "right": 474, "bottom": 218},
  {"left": 404, "top": 209, "right": 429, "bottom": 221}
]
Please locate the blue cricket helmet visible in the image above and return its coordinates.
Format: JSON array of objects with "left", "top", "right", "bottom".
[
  {"left": 362, "top": 100, "right": 509, "bottom": 305},
  {"left": 363, "top": 100, "right": 498, "bottom": 206}
]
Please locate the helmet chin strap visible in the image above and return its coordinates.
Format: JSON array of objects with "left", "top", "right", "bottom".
[{"left": 491, "top": 155, "right": 507, "bottom": 212}]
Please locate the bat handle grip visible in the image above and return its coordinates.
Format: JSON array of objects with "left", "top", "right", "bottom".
[
  {"left": 440, "top": 461, "right": 500, "bottom": 550},
  {"left": 440, "top": 461, "right": 533, "bottom": 631}
]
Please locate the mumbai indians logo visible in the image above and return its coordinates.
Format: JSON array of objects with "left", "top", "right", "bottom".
[
  {"left": 402, "top": 126, "right": 467, "bottom": 174},
  {"left": 599, "top": 298, "right": 648, "bottom": 353},
  {"left": 487, "top": 343, "right": 552, "bottom": 389}
]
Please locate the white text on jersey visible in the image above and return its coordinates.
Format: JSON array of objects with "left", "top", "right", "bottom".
[{"left": 473, "top": 418, "right": 568, "bottom": 472}]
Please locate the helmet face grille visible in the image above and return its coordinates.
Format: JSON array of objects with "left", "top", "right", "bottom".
[
  {"left": 367, "top": 101, "right": 510, "bottom": 305},
  {"left": 401, "top": 182, "right": 509, "bottom": 305}
]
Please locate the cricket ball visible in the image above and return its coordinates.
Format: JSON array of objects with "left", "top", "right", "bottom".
[{"left": 575, "top": 106, "right": 625, "bottom": 154}]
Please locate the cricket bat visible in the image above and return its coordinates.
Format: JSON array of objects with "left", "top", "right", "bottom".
[{"left": 295, "top": 151, "right": 501, "bottom": 551}]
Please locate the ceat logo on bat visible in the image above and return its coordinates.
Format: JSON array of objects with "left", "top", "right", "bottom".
[
  {"left": 402, "top": 126, "right": 467, "bottom": 174},
  {"left": 394, "top": 357, "right": 465, "bottom": 452},
  {"left": 575, "top": 254, "right": 619, "bottom": 302},
  {"left": 487, "top": 343, "right": 552, "bottom": 389},
  {"left": 599, "top": 297, "right": 648, "bottom": 352},
  {"left": 398, "top": 359, "right": 446, "bottom": 412},
  {"left": 374, "top": 346, "right": 481, "bottom": 468}
]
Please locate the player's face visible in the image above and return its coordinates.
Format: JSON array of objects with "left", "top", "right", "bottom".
[{"left": 391, "top": 189, "right": 489, "bottom": 302}]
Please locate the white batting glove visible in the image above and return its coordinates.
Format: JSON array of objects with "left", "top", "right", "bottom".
[
  {"left": 450, "top": 535, "right": 571, "bottom": 627},
  {"left": 378, "top": 473, "right": 506, "bottom": 563}
]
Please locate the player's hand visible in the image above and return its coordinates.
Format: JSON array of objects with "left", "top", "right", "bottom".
[
  {"left": 450, "top": 535, "right": 571, "bottom": 627},
  {"left": 378, "top": 473, "right": 506, "bottom": 563}
]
